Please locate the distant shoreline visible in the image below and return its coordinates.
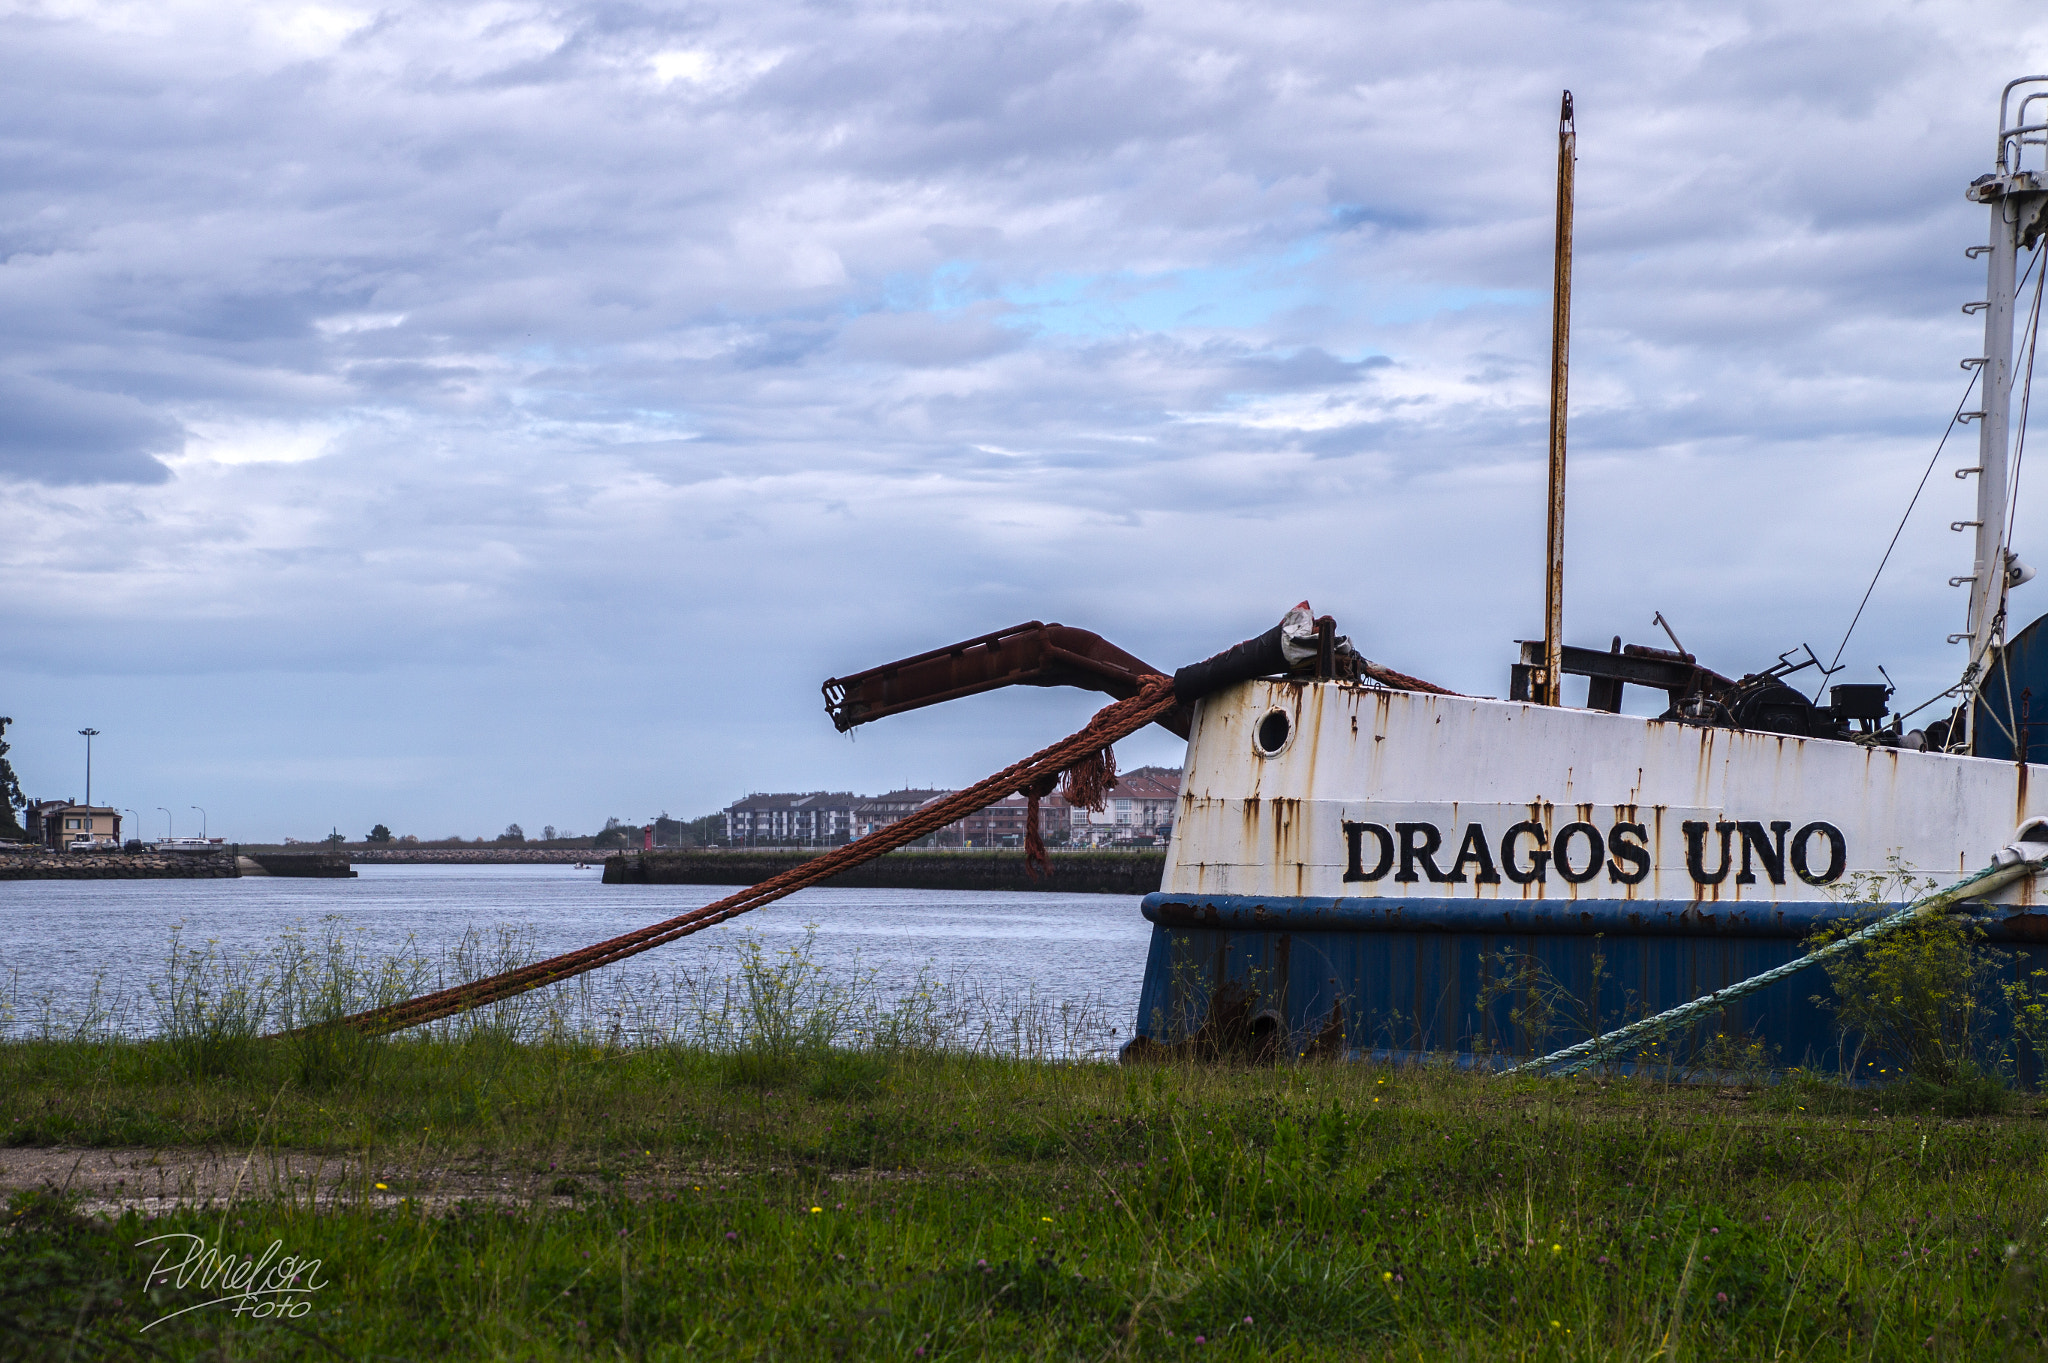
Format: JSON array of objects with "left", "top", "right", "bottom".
[
  {"left": 1, "top": 844, "right": 1169, "bottom": 882},
  {"left": 241, "top": 846, "right": 607, "bottom": 865},
  {"left": 604, "top": 847, "right": 1167, "bottom": 894}
]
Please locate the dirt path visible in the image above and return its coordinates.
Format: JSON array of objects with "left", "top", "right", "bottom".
[
  {"left": 0, "top": 1145, "right": 571, "bottom": 1217},
  {"left": 0, "top": 1146, "right": 928, "bottom": 1217}
]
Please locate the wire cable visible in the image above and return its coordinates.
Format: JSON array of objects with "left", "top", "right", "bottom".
[
  {"left": 1811, "top": 367, "right": 1982, "bottom": 702},
  {"left": 1984, "top": 244, "right": 2048, "bottom": 755},
  {"left": 1809, "top": 237, "right": 2042, "bottom": 705},
  {"left": 2002, "top": 244, "right": 2046, "bottom": 561},
  {"left": 1892, "top": 242, "right": 2048, "bottom": 732}
]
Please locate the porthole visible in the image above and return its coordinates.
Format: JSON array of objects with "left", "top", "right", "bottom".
[{"left": 1255, "top": 708, "right": 1293, "bottom": 756}]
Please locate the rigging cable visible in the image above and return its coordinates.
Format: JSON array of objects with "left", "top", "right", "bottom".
[
  {"left": 1892, "top": 240, "right": 2048, "bottom": 730},
  {"left": 2001, "top": 241, "right": 2046, "bottom": 569},
  {"left": 1987, "top": 241, "right": 2048, "bottom": 752},
  {"left": 1810, "top": 367, "right": 1981, "bottom": 703},
  {"left": 1810, "top": 231, "right": 2043, "bottom": 706},
  {"left": 1867, "top": 235, "right": 2039, "bottom": 728}
]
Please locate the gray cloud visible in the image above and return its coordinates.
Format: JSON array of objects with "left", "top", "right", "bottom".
[
  {"left": 0, "top": 374, "right": 178, "bottom": 483},
  {"left": 0, "top": 0, "right": 2044, "bottom": 836}
]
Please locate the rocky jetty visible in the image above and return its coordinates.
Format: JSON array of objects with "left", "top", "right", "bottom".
[{"left": 0, "top": 849, "right": 240, "bottom": 880}]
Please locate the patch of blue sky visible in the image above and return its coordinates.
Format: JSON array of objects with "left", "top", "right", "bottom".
[
  {"left": 999, "top": 270, "right": 1539, "bottom": 335},
  {"left": 991, "top": 241, "right": 1327, "bottom": 338},
  {"left": 1368, "top": 285, "right": 1540, "bottom": 325},
  {"left": 867, "top": 241, "right": 1539, "bottom": 338},
  {"left": 870, "top": 260, "right": 994, "bottom": 316},
  {"left": 1003, "top": 263, "right": 1310, "bottom": 336}
]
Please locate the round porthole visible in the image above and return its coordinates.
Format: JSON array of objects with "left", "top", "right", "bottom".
[{"left": 1255, "top": 708, "right": 1292, "bottom": 756}]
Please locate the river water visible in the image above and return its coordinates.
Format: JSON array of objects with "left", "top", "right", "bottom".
[{"left": 0, "top": 865, "right": 1154, "bottom": 1053}]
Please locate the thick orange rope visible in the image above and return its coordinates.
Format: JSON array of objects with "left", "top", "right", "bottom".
[{"left": 329, "top": 675, "right": 1178, "bottom": 1037}]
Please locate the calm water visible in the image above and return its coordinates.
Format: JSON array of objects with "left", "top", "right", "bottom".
[{"left": 0, "top": 864, "right": 1154, "bottom": 1041}]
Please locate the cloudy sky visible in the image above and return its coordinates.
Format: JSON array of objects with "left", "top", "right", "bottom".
[{"left": 2, "top": 0, "right": 2045, "bottom": 841}]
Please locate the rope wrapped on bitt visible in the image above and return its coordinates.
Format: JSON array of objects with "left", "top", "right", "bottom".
[
  {"left": 1501, "top": 848, "right": 2048, "bottom": 1079},
  {"left": 322, "top": 675, "right": 1179, "bottom": 1038}
]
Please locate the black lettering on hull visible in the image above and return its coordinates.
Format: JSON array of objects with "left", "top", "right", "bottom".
[
  {"left": 1501, "top": 821, "right": 1549, "bottom": 884},
  {"left": 1342, "top": 821, "right": 1394, "bottom": 882},
  {"left": 1395, "top": 823, "right": 1448, "bottom": 882},
  {"left": 1553, "top": 823, "right": 1605, "bottom": 883},
  {"left": 1447, "top": 824, "right": 1500, "bottom": 883},
  {"left": 1682, "top": 821, "right": 1736, "bottom": 884},
  {"left": 1791, "top": 822, "right": 1846, "bottom": 885},
  {"left": 1736, "top": 820, "right": 1792, "bottom": 885},
  {"left": 1607, "top": 823, "right": 1650, "bottom": 884},
  {"left": 1333, "top": 813, "right": 1850, "bottom": 889}
]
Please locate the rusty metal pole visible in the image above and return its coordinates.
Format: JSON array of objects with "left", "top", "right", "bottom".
[{"left": 1539, "top": 92, "right": 1576, "bottom": 706}]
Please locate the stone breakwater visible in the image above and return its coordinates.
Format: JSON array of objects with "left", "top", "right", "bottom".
[
  {"left": 0, "top": 850, "right": 239, "bottom": 880},
  {"left": 0, "top": 850, "right": 356, "bottom": 879},
  {"left": 603, "top": 849, "right": 1167, "bottom": 895},
  {"left": 240, "top": 854, "right": 355, "bottom": 878}
]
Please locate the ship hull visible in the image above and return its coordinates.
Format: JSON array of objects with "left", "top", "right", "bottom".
[{"left": 1132, "top": 681, "right": 2048, "bottom": 1073}]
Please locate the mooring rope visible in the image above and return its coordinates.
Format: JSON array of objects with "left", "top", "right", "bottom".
[
  {"left": 323, "top": 674, "right": 1179, "bottom": 1038},
  {"left": 1500, "top": 853, "right": 2048, "bottom": 1079}
]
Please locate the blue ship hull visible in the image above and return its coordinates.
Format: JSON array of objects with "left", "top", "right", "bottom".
[{"left": 1129, "top": 892, "right": 2048, "bottom": 1076}]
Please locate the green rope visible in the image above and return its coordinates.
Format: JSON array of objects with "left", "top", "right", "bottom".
[{"left": 1499, "top": 854, "right": 2047, "bottom": 1079}]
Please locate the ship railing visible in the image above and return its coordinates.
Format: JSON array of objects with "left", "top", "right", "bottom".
[{"left": 1998, "top": 76, "right": 2048, "bottom": 177}]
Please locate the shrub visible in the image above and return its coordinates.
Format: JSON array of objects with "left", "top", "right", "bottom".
[{"left": 1811, "top": 858, "right": 2010, "bottom": 1085}]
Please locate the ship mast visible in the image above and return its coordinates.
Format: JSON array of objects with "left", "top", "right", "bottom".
[
  {"left": 1537, "top": 91, "right": 1575, "bottom": 707},
  {"left": 1956, "top": 76, "right": 2048, "bottom": 750}
]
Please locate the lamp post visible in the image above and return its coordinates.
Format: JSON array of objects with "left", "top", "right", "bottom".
[
  {"left": 191, "top": 806, "right": 207, "bottom": 840},
  {"left": 124, "top": 810, "right": 137, "bottom": 847},
  {"left": 77, "top": 728, "right": 99, "bottom": 808},
  {"left": 157, "top": 807, "right": 172, "bottom": 839}
]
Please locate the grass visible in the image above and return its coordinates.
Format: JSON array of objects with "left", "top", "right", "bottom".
[
  {"left": 4, "top": 1039, "right": 2048, "bottom": 1361},
  {"left": 4, "top": 921, "right": 2048, "bottom": 1360}
]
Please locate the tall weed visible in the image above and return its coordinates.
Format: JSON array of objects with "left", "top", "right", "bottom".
[
  {"left": 1810, "top": 858, "right": 2010, "bottom": 1085},
  {"left": 8, "top": 919, "right": 1124, "bottom": 1069},
  {"left": 147, "top": 926, "right": 273, "bottom": 1078},
  {"left": 274, "top": 918, "right": 431, "bottom": 1088}
]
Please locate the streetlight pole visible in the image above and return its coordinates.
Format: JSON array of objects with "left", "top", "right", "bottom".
[
  {"left": 124, "top": 810, "right": 137, "bottom": 847},
  {"left": 157, "top": 807, "right": 172, "bottom": 839},
  {"left": 77, "top": 728, "right": 99, "bottom": 808},
  {"left": 191, "top": 806, "right": 207, "bottom": 840}
]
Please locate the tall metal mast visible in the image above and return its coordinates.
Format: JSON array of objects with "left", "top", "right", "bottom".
[
  {"left": 1956, "top": 77, "right": 2048, "bottom": 749},
  {"left": 1537, "top": 91, "right": 1576, "bottom": 707}
]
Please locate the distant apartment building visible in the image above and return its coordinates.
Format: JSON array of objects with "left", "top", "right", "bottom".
[
  {"left": 957, "top": 792, "right": 1074, "bottom": 848},
  {"left": 850, "top": 789, "right": 955, "bottom": 840},
  {"left": 717, "top": 769, "right": 1183, "bottom": 851},
  {"left": 24, "top": 800, "right": 123, "bottom": 850},
  {"left": 723, "top": 792, "right": 861, "bottom": 846},
  {"left": 1062, "top": 765, "right": 1181, "bottom": 847}
]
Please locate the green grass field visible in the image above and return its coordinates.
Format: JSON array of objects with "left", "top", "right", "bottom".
[{"left": 4, "top": 1034, "right": 2046, "bottom": 1361}]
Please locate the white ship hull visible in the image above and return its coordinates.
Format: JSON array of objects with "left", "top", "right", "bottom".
[
  {"left": 1166, "top": 680, "right": 2046, "bottom": 911},
  {"left": 1131, "top": 680, "right": 2048, "bottom": 1070}
]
